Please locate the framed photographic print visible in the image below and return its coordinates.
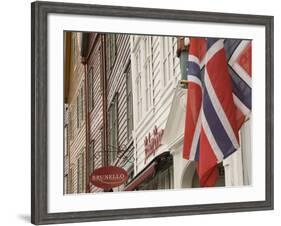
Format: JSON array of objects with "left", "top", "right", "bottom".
[{"left": 31, "top": 1, "right": 274, "bottom": 225}]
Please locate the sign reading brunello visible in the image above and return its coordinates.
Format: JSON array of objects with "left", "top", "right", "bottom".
[
  {"left": 90, "top": 166, "right": 128, "bottom": 190},
  {"left": 144, "top": 126, "right": 164, "bottom": 163}
]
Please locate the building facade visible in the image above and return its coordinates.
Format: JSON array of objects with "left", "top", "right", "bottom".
[
  {"left": 124, "top": 35, "right": 181, "bottom": 191},
  {"left": 64, "top": 32, "right": 252, "bottom": 194},
  {"left": 79, "top": 32, "right": 135, "bottom": 192},
  {"left": 105, "top": 33, "right": 135, "bottom": 191},
  {"left": 64, "top": 32, "right": 86, "bottom": 194},
  {"left": 126, "top": 35, "right": 251, "bottom": 190},
  {"left": 80, "top": 33, "right": 107, "bottom": 193}
]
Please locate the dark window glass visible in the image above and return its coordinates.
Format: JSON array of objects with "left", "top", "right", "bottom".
[
  {"left": 88, "top": 140, "right": 95, "bottom": 176},
  {"left": 108, "top": 93, "right": 119, "bottom": 164},
  {"left": 126, "top": 63, "right": 134, "bottom": 140},
  {"left": 77, "top": 152, "right": 85, "bottom": 193},
  {"left": 88, "top": 68, "right": 94, "bottom": 112},
  {"left": 106, "top": 34, "right": 117, "bottom": 77}
]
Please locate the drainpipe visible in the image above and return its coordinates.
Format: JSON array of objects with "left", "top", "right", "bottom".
[{"left": 101, "top": 34, "right": 109, "bottom": 166}]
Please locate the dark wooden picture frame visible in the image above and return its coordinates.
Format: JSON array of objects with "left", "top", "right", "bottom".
[{"left": 31, "top": 1, "right": 274, "bottom": 225}]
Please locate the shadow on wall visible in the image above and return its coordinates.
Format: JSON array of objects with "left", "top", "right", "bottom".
[{"left": 17, "top": 214, "right": 30, "bottom": 223}]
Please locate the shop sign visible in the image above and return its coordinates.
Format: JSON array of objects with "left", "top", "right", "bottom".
[
  {"left": 90, "top": 166, "right": 128, "bottom": 189},
  {"left": 144, "top": 126, "right": 164, "bottom": 163}
]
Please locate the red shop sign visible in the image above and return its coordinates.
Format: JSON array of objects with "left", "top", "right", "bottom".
[
  {"left": 144, "top": 126, "right": 164, "bottom": 163},
  {"left": 90, "top": 166, "right": 128, "bottom": 189}
]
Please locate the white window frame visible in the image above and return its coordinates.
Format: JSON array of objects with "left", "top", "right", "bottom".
[
  {"left": 161, "top": 37, "right": 174, "bottom": 88},
  {"left": 143, "top": 36, "right": 153, "bottom": 112},
  {"left": 135, "top": 47, "right": 142, "bottom": 122},
  {"left": 125, "top": 64, "right": 134, "bottom": 141}
]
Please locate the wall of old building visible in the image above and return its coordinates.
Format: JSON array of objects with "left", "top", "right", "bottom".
[
  {"left": 64, "top": 32, "right": 252, "bottom": 193},
  {"left": 86, "top": 33, "right": 105, "bottom": 193},
  {"left": 130, "top": 35, "right": 181, "bottom": 176},
  {"left": 105, "top": 34, "right": 135, "bottom": 191},
  {"left": 66, "top": 32, "right": 86, "bottom": 194},
  {"left": 130, "top": 35, "right": 252, "bottom": 189}
]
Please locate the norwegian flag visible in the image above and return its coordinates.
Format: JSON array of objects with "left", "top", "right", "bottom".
[{"left": 182, "top": 37, "right": 252, "bottom": 187}]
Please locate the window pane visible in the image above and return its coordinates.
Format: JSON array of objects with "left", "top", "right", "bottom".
[
  {"left": 88, "top": 69, "right": 93, "bottom": 111},
  {"left": 80, "top": 84, "right": 84, "bottom": 122},
  {"left": 126, "top": 64, "right": 133, "bottom": 139},
  {"left": 76, "top": 95, "right": 79, "bottom": 128}
]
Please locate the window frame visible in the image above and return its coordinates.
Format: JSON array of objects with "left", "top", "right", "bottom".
[
  {"left": 88, "top": 67, "right": 94, "bottom": 112},
  {"left": 161, "top": 36, "right": 174, "bottom": 87},
  {"left": 143, "top": 36, "right": 153, "bottom": 111},
  {"left": 108, "top": 93, "right": 119, "bottom": 165},
  {"left": 88, "top": 140, "right": 95, "bottom": 176},
  {"left": 106, "top": 33, "right": 117, "bottom": 78},
  {"left": 77, "top": 151, "right": 85, "bottom": 193},
  {"left": 135, "top": 47, "right": 142, "bottom": 122},
  {"left": 125, "top": 62, "right": 134, "bottom": 141}
]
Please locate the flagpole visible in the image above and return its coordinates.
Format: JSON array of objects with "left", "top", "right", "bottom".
[{"left": 179, "top": 80, "right": 188, "bottom": 86}]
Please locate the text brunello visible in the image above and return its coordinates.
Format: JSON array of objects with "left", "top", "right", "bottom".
[{"left": 92, "top": 173, "right": 126, "bottom": 182}]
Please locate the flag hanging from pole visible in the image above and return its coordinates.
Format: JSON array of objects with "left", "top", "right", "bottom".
[{"left": 182, "top": 37, "right": 252, "bottom": 187}]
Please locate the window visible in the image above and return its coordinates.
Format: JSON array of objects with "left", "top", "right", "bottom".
[
  {"left": 108, "top": 94, "right": 119, "bottom": 164},
  {"left": 158, "top": 166, "right": 174, "bottom": 190},
  {"left": 106, "top": 34, "right": 117, "bottom": 76},
  {"left": 72, "top": 33, "right": 77, "bottom": 69},
  {"left": 64, "top": 124, "right": 68, "bottom": 156},
  {"left": 80, "top": 83, "right": 84, "bottom": 121},
  {"left": 100, "top": 126, "right": 104, "bottom": 166},
  {"left": 88, "top": 68, "right": 94, "bottom": 112},
  {"left": 143, "top": 36, "right": 153, "bottom": 111},
  {"left": 137, "top": 164, "right": 174, "bottom": 191},
  {"left": 126, "top": 64, "right": 134, "bottom": 140},
  {"left": 135, "top": 48, "right": 142, "bottom": 122},
  {"left": 64, "top": 175, "right": 68, "bottom": 194},
  {"left": 69, "top": 167, "right": 74, "bottom": 194},
  {"left": 133, "top": 36, "right": 153, "bottom": 123},
  {"left": 76, "top": 82, "right": 84, "bottom": 129},
  {"left": 77, "top": 152, "right": 85, "bottom": 193},
  {"left": 162, "top": 37, "right": 174, "bottom": 86},
  {"left": 76, "top": 95, "right": 80, "bottom": 128},
  {"left": 68, "top": 107, "right": 73, "bottom": 141},
  {"left": 99, "top": 47, "right": 103, "bottom": 96},
  {"left": 88, "top": 140, "right": 95, "bottom": 176}
]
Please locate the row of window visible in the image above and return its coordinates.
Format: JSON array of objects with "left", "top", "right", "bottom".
[
  {"left": 68, "top": 82, "right": 85, "bottom": 142},
  {"left": 133, "top": 36, "right": 177, "bottom": 123},
  {"left": 65, "top": 151, "right": 85, "bottom": 194},
  {"left": 88, "top": 47, "right": 102, "bottom": 113},
  {"left": 87, "top": 65, "right": 134, "bottom": 170},
  {"left": 69, "top": 35, "right": 176, "bottom": 142},
  {"left": 72, "top": 34, "right": 175, "bottom": 145},
  {"left": 66, "top": 34, "right": 134, "bottom": 191}
]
